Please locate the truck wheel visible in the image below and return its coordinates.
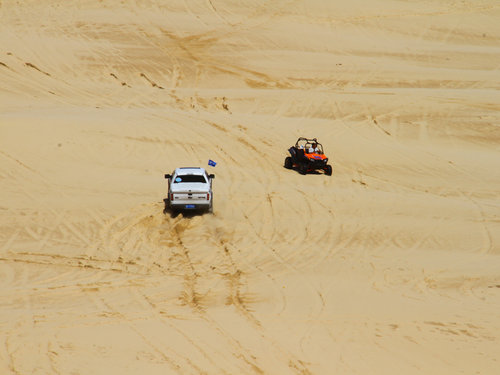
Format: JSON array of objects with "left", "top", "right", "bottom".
[
  {"left": 284, "top": 156, "right": 293, "bottom": 169},
  {"left": 324, "top": 164, "right": 332, "bottom": 176}
]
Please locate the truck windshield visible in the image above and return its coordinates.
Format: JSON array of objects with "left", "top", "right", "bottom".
[{"left": 174, "top": 175, "right": 207, "bottom": 183}]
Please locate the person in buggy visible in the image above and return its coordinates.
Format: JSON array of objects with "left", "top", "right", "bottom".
[{"left": 307, "top": 142, "right": 320, "bottom": 154}]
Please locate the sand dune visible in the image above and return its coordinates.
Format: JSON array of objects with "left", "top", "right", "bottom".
[{"left": 1, "top": 0, "right": 500, "bottom": 374}]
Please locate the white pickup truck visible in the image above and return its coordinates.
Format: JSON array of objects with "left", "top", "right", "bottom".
[{"left": 164, "top": 167, "right": 215, "bottom": 213}]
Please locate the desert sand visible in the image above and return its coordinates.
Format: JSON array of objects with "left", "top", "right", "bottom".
[{"left": 1, "top": 0, "right": 500, "bottom": 374}]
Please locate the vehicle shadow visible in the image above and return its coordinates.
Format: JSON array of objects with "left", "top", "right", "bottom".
[{"left": 289, "top": 169, "right": 325, "bottom": 176}]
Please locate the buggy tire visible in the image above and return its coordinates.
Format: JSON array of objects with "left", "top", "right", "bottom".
[
  {"left": 324, "top": 164, "right": 332, "bottom": 176},
  {"left": 298, "top": 163, "right": 308, "bottom": 175},
  {"left": 284, "top": 156, "right": 293, "bottom": 169}
]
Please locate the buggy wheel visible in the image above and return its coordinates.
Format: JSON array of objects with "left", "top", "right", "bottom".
[
  {"left": 298, "top": 163, "right": 308, "bottom": 175},
  {"left": 284, "top": 156, "right": 293, "bottom": 169},
  {"left": 324, "top": 164, "right": 332, "bottom": 176}
]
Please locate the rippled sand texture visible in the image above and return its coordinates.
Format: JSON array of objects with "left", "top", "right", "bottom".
[{"left": 1, "top": 1, "right": 500, "bottom": 374}]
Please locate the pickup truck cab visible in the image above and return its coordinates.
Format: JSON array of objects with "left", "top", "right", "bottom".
[{"left": 164, "top": 167, "right": 214, "bottom": 213}]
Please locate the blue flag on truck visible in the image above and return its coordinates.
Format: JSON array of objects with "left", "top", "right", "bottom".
[{"left": 208, "top": 159, "right": 217, "bottom": 167}]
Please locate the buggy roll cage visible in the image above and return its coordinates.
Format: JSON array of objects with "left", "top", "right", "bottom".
[{"left": 294, "top": 137, "right": 324, "bottom": 154}]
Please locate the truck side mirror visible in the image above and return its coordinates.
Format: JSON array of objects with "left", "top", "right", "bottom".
[
  {"left": 209, "top": 174, "right": 215, "bottom": 179},
  {"left": 164, "top": 174, "right": 171, "bottom": 179}
]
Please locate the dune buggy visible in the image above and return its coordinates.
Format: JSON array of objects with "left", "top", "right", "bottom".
[{"left": 284, "top": 137, "right": 332, "bottom": 176}]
